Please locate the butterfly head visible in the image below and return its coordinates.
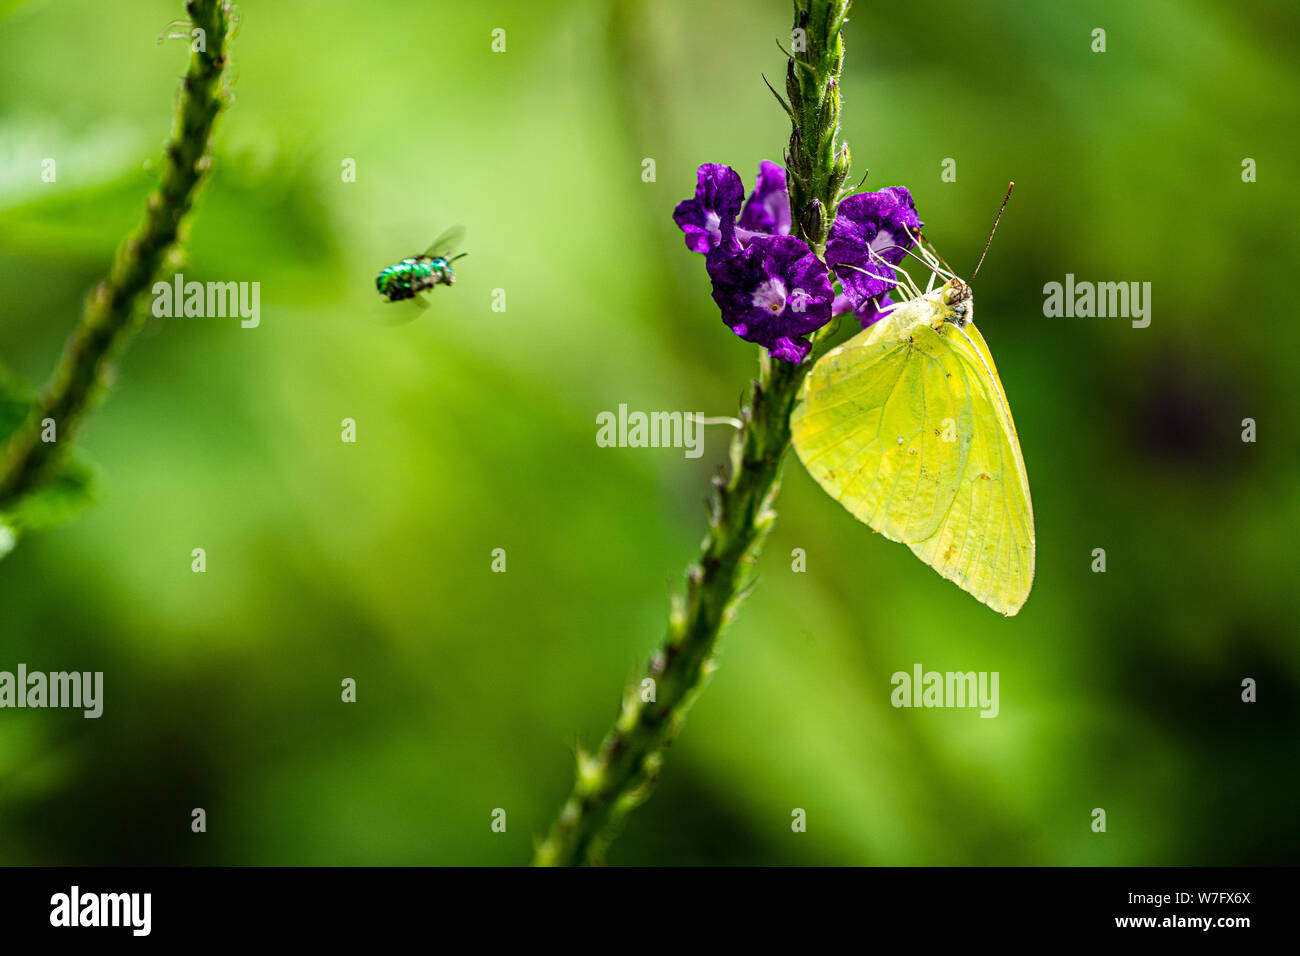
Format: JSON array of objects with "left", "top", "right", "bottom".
[{"left": 938, "top": 278, "right": 973, "bottom": 327}]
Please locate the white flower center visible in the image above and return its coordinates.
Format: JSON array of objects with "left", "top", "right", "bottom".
[
  {"left": 751, "top": 277, "right": 787, "bottom": 314},
  {"left": 869, "top": 227, "right": 896, "bottom": 258},
  {"left": 706, "top": 211, "right": 721, "bottom": 241}
]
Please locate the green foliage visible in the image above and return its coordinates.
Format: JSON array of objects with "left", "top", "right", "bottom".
[
  {"left": 0, "top": 370, "right": 96, "bottom": 556},
  {"left": 0, "top": 0, "right": 1296, "bottom": 867},
  {"left": 0, "top": 0, "right": 233, "bottom": 541}
]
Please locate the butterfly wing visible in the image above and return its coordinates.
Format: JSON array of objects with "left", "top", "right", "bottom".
[
  {"left": 791, "top": 311, "right": 1035, "bottom": 615},
  {"left": 792, "top": 324, "right": 970, "bottom": 543},
  {"left": 909, "top": 320, "right": 1035, "bottom": 615}
]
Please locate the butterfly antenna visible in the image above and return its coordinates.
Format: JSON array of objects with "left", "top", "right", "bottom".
[
  {"left": 971, "top": 181, "right": 1014, "bottom": 280},
  {"left": 902, "top": 224, "right": 956, "bottom": 277},
  {"left": 914, "top": 232, "right": 959, "bottom": 279},
  {"left": 874, "top": 243, "right": 956, "bottom": 281},
  {"left": 909, "top": 227, "right": 961, "bottom": 277}
]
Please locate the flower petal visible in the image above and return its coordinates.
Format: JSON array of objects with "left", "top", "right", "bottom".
[
  {"left": 707, "top": 234, "right": 833, "bottom": 363},
  {"left": 673, "top": 163, "right": 745, "bottom": 254},
  {"left": 854, "top": 293, "right": 895, "bottom": 329},
  {"left": 824, "top": 186, "right": 923, "bottom": 307},
  {"left": 738, "top": 160, "right": 792, "bottom": 237},
  {"left": 770, "top": 335, "right": 810, "bottom": 363}
]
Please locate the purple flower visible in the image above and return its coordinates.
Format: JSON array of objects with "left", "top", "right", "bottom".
[
  {"left": 856, "top": 293, "right": 895, "bottom": 328},
  {"left": 833, "top": 292, "right": 896, "bottom": 329},
  {"left": 736, "top": 160, "right": 792, "bottom": 240},
  {"left": 674, "top": 161, "right": 791, "bottom": 255},
  {"left": 707, "top": 235, "right": 833, "bottom": 363},
  {"left": 824, "top": 186, "right": 923, "bottom": 310},
  {"left": 673, "top": 164, "right": 745, "bottom": 254}
]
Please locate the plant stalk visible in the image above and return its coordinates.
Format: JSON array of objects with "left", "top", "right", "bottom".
[
  {"left": 535, "top": 0, "right": 852, "bottom": 866},
  {"left": 0, "top": 0, "right": 234, "bottom": 509}
]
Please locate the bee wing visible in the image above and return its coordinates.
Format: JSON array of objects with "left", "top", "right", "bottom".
[
  {"left": 371, "top": 286, "right": 431, "bottom": 327},
  {"left": 375, "top": 293, "right": 430, "bottom": 326},
  {"left": 422, "top": 225, "right": 465, "bottom": 259}
]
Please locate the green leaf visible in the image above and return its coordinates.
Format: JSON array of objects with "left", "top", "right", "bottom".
[
  {"left": 7, "top": 453, "right": 98, "bottom": 531},
  {"left": 0, "top": 368, "right": 99, "bottom": 553}
]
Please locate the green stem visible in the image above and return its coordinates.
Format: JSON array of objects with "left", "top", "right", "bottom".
[
  {"left": 0, "top": 0, "right": 234, "bottom": 509},
  {"left": 534, "top": 0, "right": 852, "bottom": 867}
]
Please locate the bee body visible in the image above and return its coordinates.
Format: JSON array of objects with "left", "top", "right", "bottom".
[{"left": 374, "top": 226, "right": 467, "bottom": 307}]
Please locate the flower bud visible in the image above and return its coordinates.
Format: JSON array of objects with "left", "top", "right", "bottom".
[
  {"left": 803, "top": 198, "right": 825, "bottom": 243},
  {"left": 829, "top": 144, "right": 851, "bottom": 196}
]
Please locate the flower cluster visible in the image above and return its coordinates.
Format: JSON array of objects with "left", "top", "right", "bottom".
[{"left": 674, "top": 161, "right": 923, "bottom": 362}]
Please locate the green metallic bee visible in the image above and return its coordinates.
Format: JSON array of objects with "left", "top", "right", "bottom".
[{"left": 375, "top": 226, "right": 467, "bottom": 305}]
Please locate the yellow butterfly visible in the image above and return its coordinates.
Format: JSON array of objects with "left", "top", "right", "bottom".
[{"left": 791, "top": 194, "right": 1034, "bottom": 615}]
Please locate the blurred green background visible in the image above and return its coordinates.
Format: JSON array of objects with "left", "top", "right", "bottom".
[{"left": 0, "top": 0, "right": 1296, "bottom": 865}]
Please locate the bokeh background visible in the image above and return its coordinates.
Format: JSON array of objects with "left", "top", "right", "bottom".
[{"left": 0, "top": 0, "right": 1296, "bottom": 865}]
